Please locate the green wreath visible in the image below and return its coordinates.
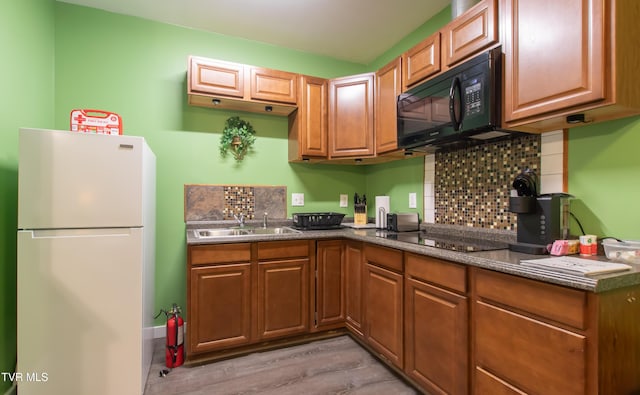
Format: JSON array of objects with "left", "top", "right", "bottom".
[{"left": 219, "top": 116, "right": 256, "bottom": 161}]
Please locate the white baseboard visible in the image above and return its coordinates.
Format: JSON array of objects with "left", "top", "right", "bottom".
[{"left": 152, "top": 322, "right": 187, "bottom": 339}]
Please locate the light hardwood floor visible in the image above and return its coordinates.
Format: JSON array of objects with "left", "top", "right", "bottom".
[{"left": 144, "top": 336, "right": 419, "bottom": 394}]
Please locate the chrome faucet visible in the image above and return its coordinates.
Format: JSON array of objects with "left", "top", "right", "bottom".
[
  {"left": 233, "top": 212, "right": 245, "bottom": 227},
  {"left": 262, "top": 212, "right": 268, "bottom": 228}
]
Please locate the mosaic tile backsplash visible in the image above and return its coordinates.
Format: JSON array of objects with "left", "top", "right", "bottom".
[
  {"left": 435, "top": 134, "right": 541, "bottom": 230},
  {"left": 185, "top": 185, "right": 287, "bottom": 221}
]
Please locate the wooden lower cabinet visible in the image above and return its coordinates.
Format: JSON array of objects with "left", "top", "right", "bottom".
[
  {"left": 188, "top": 240, "right": 640, "bottom": 395},
  {"left": 471, "top": 267, "right": 640, "bottom": 395},
  {"left": 315, "top": 240, "right": 345, "bottom": 329},
  {"left": 187, "top": 243, "right": 253, "bottom": 355},
  {"left": 257, "top": 258, "right": 309, "bottom": 339},
  {"left": 187, "top": 241, "right": 311, "bottom": 358},
  {"left": 345, "top": 241, "right": 364, "bottom": 337},
  {"left": 404, "top": 253, "right": 468, "bottom": 395},
  {"left": 364, "top": 244, "right": 404, "bottom": 369}
]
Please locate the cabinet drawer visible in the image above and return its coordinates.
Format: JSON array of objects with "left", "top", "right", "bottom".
[
  {"left": 364, "top": 244, "right": 403, "bottom": 272},
  {"left": 405, "top": 253, "right": 466, "bottom": 294},
  {"left": 257, "top": 240, "right": 310, "bottom": 260},
  {"left": 474, "top": 268, "right": 586, "bottom": 329},
  {"left": 189, "top": 243, "right": 251, "bottom": 266},
  {"left": 475, "top": 301, "right": 586, "bottom": 394}
]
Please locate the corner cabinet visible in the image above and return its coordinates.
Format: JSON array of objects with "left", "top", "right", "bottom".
[
  {"left": 328, "top": 73, "right": 375, "bottom": 159},
  {"left": 375, "top": 57, "right": 402, "bottom": 155},
  {"left": 345, "top": 240, "right": 365, "bottom": 338},
  {"left": 501, "top": 0, "right": 640, "bottom": 132},
  {"left": 315, "top": 240, "right": 345, "bottom": 329},
  {"left": 188, "top": 56, "right": 298, "bottom": 116},
  {"left": 288, "top": 75, "right": 328, "bottom": 161}
]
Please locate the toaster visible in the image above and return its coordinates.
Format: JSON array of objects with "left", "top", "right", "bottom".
[{"left": 387, "top": 212, "right": 420, "bottom": 232}]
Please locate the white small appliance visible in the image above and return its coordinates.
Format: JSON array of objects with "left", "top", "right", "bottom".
[{"left": 17, "top": 128, "right": 156, "bottom": 395}]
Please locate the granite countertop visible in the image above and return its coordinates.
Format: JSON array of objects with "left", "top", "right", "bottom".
[{"left": 185, "top": 221, "right": 640, "bottom": 293}]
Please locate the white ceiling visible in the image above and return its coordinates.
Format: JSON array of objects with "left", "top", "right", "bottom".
[{"left": 57, "top": 0, "right": 450, "bottom": 64}]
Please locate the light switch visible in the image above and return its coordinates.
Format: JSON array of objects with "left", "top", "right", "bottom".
[
  {"left": 292, "top": 193, "right": 305, "bottom": 206},
  {"left": 409, "top": 192, "right": 417, "bottom": 209},
  {"left": 339, "top": 194, "right": 348, "bottom": 208}
]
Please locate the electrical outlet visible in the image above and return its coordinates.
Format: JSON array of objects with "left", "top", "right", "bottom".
[
  {"left": 409, "top": 192, "right": 417, "bottom": 209},
  {"left": 292, "top": 193, "right": 305, "bottom": 206},
  {"left": 339, "top": 194, "right": 348, "bottom": 208}
]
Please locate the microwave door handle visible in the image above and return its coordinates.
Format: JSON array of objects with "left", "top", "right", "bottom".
[{"left": 449, "top": 77, "right": 462, "bottom": 131}]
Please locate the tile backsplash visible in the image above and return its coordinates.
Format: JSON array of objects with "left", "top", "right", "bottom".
[
  {"left": 184, "top": 184, "right": 287, "bottom": 222},
  {"left": 426, "top": 134, "right": 544, "bottom": 230}
]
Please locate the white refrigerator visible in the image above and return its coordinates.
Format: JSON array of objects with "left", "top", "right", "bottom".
[{"left": 17, "top": 128, "right": 156, "bottom": 395}]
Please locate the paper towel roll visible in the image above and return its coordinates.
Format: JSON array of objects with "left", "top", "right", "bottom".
[{"left": 375, "top": 196, "right": 390, "bottom": 229}]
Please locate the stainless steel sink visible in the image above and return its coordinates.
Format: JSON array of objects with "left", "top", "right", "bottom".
[
  {"left": 248, "top": 227, "right": 301, "bottom": 235},
  {"left": 194, "top": 228, "right": 249, "bottom": 237},
  {"left": 193, "top": 226, "right": 300, "bottom": 238}
]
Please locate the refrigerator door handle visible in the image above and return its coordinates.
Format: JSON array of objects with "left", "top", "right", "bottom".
[{"left": 26, "top": 228, "right": 136, "bottom": 238}]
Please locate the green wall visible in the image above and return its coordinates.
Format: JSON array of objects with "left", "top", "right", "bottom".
[
  {"left": 52, "top": 3, "right": 372, "bottom": 325},
  {"left": 0, "top": 0, "right": 55, "bottom": 391},
  {"left": 568, "top": 116, "right": 640, "bottom": 240}
]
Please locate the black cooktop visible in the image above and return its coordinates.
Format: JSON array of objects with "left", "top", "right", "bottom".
[{"left": 376, "top": 230, "right": 508, "bottom": 252}]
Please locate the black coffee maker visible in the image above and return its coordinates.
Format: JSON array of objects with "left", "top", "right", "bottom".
[{"left": 509, "top": 169, "right": 572, "bottom": 254}]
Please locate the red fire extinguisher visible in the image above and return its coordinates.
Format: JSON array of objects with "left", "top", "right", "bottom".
[{"left": 156, "top": 304, "right": 184, "bottom": 369}]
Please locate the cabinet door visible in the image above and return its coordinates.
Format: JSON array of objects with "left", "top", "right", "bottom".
[
  {"left": 502, "top": 0, "right": 605, "bottom": 123},
  {"left": 474, "top": 300, "right": 586, "bottom": 394},
  {"left": 328, "top": 73, "right": 375, "bottom": 158},
  {"left": 257, "top": 258, "right": 309, "bottom": 339},
  {"left": 364, "top": 263, "right": 403, "bottom": 369},
  {"left": 289, "top": 75, "right": 328, "bottom": 160},
  {"left": 249, "top": 66, "right": 298, "bottom": 104},
  {"left": 402, "top": 32, "right": 441, "bottom": 91},
  {"left": 345, "top": 241, "right": 364, "bottom": 337},
  {"left": 316, "top": 240, "right": 345, "bottom": 328},
  {"left": 405, "top": 277, "right": 468, "bottom": 395},
  {"left": 375, "top": 57, "right": 402, "bottom": 155},
  {"left": 441, "top": 0, "right": 498, "bottom": 67},
  {"left": 189, "top": 263, "right": 252, "bottom": 354},
  {"left": 189, "top": 56, "right": 244, "bottom": 98}
]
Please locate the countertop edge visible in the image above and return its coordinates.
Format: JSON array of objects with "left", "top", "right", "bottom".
[{"left": 185, "top": 224, "right": 640, "bottom": 293}]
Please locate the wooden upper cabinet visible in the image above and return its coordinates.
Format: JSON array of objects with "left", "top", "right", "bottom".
[
  {"left": 189, "top": 56, "right": 244, "bottom": 98},
  {"left": 375, "top": 57, "right": 402, "bottom": 155},
  {"left": 328, "top": 73, "right": 375, "bottom": 158},
  {"left": 288, "top": 75, "right": 328, "bottom": 161},
  {"left": 442, "top": 0, "right": 498, "bottom": 68},
  {"left": 502, "top": 0, "right": 640, "bottom": 132},
  {"left": 402, "top": 32, "right": 441, "bottom": 91},
  {"left": 249, "top": 67, "right": 297, "bottom": 104},
  {"left": 187, "top": 55, "right": 298, "bottom": 116}
]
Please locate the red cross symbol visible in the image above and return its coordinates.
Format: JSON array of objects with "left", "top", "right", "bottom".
[{"left": 74, "top": 114, "right": 86, "bottom": 124}]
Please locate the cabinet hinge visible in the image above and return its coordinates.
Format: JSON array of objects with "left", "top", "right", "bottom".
[{"left": 314, "top": 311, "right": 318, "bottom": 326}]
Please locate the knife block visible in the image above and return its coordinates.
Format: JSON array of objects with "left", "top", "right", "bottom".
[{"left": 354, "top": 204, "right": 367, "bottom": 225}]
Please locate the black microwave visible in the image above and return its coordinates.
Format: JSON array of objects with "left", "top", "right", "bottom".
[{"left": 397, "top": 46, "right": 515, "bottom": 151}]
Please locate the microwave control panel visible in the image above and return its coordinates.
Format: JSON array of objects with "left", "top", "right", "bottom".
[{"left": 464, "top": 80, "right": 482, "bottom": 116}]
